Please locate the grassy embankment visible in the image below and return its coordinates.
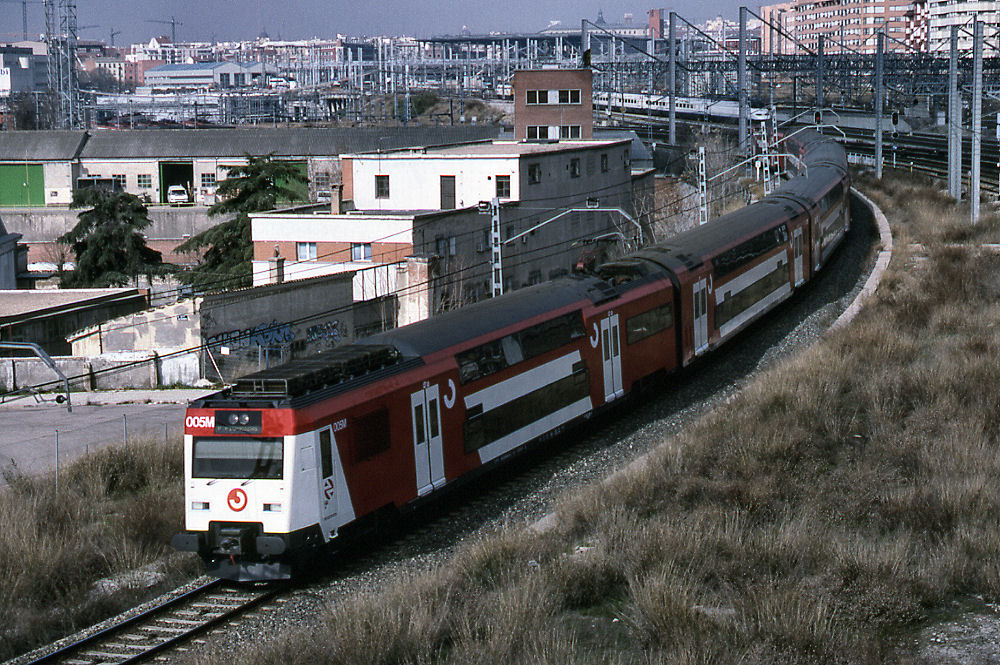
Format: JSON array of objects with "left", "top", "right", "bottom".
[
  {"left": 0, "top": 440, "right": 196, "bottom": 661},
  {"left": 193, "top": 174, "right": 1000, "bottom": 664}
]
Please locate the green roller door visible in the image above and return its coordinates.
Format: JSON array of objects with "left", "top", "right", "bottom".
[{"left": 0, "top": 163, "right": 45, "bottom": 206}]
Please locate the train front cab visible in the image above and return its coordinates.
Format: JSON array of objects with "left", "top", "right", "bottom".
[{"left": 174, "top": 408, "right": 353, "bottom": 581}]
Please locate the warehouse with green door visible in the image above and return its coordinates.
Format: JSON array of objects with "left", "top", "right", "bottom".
[{"left": 0, "top": 131, "right": 85, "bottom": 206}]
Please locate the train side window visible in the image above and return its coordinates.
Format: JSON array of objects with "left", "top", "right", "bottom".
[
  {"left": 517, "top": 311, "right": 586, "bottom": 360},
  {"left": 414, "top": 404, "right": 426, "bottom": 445},
  {"left": 626, "top": 304, "right": 673, "bottom": 344},
  {"left": 319, "top": 428, "right": 333, "bottom": 478},
  {"left": 456, "top": 311, "right": 585, "bottom": 384},
  {"left": 428, "top": 400, "right": 439, "bottom": 438},
  {"left": 354, "top": 408, "right": 391, "bottom": 462},
  {"left": 712, "top": 223, "right": 789, "bottom": 278}
]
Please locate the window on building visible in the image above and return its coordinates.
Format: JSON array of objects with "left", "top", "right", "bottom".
[
  {"left": 496, "top": 175, "right": 511, "bottom": 198},
  {"left": 219, "top": 73, "right": 230, "bottom": 87},
  {"left": 558, "top": 89, "right": 581, "bottom": 104},
  {"left": 527, "top": 163, "right": 542, "bottom": 184},
  {"left": 435, "top": 236, "right": 457, "bottom": 257},
  {"left": 560, "top": 125, "right": 582, "bottom": 139},
  {"left": 527, "top": 125, "right": 547, "bottom": 140},
  {"left": 569, "top": 158, "right": 581, "bottom": 178},
  {"left": 112, "top": 174, "right": 126, "bottom": 190},
  {"left": 352, "top": 243, "right": 372, "bottom": 261},
  {"left": 296, "top": 242, "right": 317, "bottom": 261},
  {"left": 600, "top": 153, "right": 609, "bottom": 172},
  {"left": 624, "top": 150, "right": 631, "bottom": 169},
  {"left": 526, "top": 89, "right": 549, "bottom": 104},
  {"left": 375, "top": 175, "right": 389, "bottom": 199},
  {"left": 314, "top": 172, "right": 331, "bottom": 187},
  {"left": 137, "top": 174, "right": 152, "bottom": 189},
  {"left": 200, "top": 172, "right": 217, "bottom": 188}
]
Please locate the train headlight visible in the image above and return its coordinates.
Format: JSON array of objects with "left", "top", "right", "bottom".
[
  {"left": 263, "top": 503, "right": 282, "bottom": 513},
  {"left": 191, "top": 501, "right": 210, "bottom": 510}
]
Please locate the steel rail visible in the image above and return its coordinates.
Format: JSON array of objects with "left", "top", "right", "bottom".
[{"left": 22, "top": 578, "right": 283, "bottom": 665}]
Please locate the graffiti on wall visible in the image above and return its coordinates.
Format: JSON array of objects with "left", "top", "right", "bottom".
[
  {"left": 306, "top": 320, "right": 342, "bottom": 345},
  {"left": 206, "top": 319, "right": 343, "bottom": 352}
]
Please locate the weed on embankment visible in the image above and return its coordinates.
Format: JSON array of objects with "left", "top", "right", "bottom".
[{"left": 0, "top": 439, "right": 197, "bottom": 661}]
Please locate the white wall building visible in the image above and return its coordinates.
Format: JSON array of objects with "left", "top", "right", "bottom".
[
  {"left": 343, "top": 139, "right": 631, "bottom": 211},
  {"left": 144, "top": 61, "right": 272, "bottom": 91}
]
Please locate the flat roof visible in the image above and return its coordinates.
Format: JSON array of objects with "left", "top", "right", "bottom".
[
  {"left": 0, "top": 289, "right": 145, "bottom": 321},
  {"left": 346, "top": 139, "right": 629, "bottom": 159}
]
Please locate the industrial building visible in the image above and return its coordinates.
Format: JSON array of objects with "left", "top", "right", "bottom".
[
  {"left": 143, "top": 61, "right": 275, "bottom": 91},
  {"left": 252, "top": 137, "right": 653, "bottom": 310}
]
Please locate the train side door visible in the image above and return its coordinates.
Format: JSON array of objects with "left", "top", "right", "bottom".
[
  {"left": 693, "top": 278, "right": 710, "bottom": 355},
  {"left": 317, "top": 427, "right": 338, "bottom": 527},
  {"left": 600, "top": 313, "right": 624, "bottom": 401},
  {"left": 411, "top": 384, "right": 445, "bottom": 496},
  {"left": 792, "top": 227, "right": 805, "bottom": 286}
]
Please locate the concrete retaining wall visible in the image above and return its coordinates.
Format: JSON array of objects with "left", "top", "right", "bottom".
[
  {"left": 0, "top": 350, "right": 200, "bottom": 392},
  {"left": 0, "top": 205, "right": 218, "bottom": 243}
]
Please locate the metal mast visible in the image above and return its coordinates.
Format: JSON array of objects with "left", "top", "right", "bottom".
[{"left": 45, "top": 0, "right": 81, "bottom": 128}]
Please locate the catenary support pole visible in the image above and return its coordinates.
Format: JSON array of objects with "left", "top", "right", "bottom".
[
  {"left": 738, "top": 6, "right": 749, "bottom": 159},
  {"left": 817, "top": 35, "right": 824, "bottom": 109},
  {"left": 972, "top": 21, "right": 983, "bottom": 224},
  {"left": 875, "top": 31, "right": 884, "bottom": 180},
  {"left": 948, "top": 25, "right": 961, "bottom": 200},
  {"left": 669, "top": 11, "right": 676, "bottom": 145}
]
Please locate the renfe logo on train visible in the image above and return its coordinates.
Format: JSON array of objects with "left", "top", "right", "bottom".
[{"left": 227, "top": 488, "right": 248, "bottom": 512}]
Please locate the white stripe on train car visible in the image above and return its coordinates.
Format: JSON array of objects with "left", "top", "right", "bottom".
[
  {"left": 714, "top": 252, "right": 793, "bottom": 339},
  {"left": 463, "top": 350, "right": 593, "bottom": 464}
]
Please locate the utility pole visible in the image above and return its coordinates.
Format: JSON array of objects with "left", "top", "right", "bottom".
[
  {"left": 875, "top": 31, "right": 884, "bottom": 180},
  {"left": 668, "top": 11, "right": 676, "bottom": 145},
  {"left": 489, "top": 198, "right": 502, "bottom": 297},
  {"left": 816, "top": 35, "right": 824, "bottom": 109},
  {"left": 738, "top": 6, "right": 749, "bottom": 159},
  {"left": 971, "top": 21, "right": 983, "bottom": 224},
  {"left": 698, "top": 146, "right": 708, "bottom": 225},
  {"left": 948, "top": 25, "right": 961, "bottom": 200}
]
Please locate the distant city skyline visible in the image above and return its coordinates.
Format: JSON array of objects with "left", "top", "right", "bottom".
[{"left": 2, "top": 1, "right": 750, "bottom": 45}]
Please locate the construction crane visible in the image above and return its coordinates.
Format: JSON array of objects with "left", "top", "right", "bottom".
[
  {"left": 0, "top": 0, "right": 44, "bottom": 41},
  {"left": 145, "top": 17, "right": 182, "bottom": 44}
]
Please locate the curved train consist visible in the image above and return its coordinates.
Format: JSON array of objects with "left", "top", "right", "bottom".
[
  {"left": 593, "top": 90, "right": 771, "bottom": 122},
  {"left": 174, "top": 130, "right": 850, "bottom": 580}
]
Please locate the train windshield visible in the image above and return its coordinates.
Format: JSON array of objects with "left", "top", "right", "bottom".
[{"left": 192, "top": 437, "right": 283, "bottom": 480}]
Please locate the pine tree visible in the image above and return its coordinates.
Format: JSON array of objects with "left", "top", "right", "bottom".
[
  {"left": 177, "top": 154, "right": 308, "bottom": 291},
  {"left": 59, "top": 188, "right": 167, "bottom": 288}
]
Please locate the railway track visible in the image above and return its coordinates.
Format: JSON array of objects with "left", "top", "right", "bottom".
[
  {"left": 608, "top": 110, "right": 1000, "bottom": 196},
  {"left": 21, "top": 580, "right": 283, "bottom": 665}
]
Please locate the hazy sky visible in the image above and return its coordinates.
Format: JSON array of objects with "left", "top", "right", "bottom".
[{"left": 2, "top": 1, "right": 747, "bottom": 45}]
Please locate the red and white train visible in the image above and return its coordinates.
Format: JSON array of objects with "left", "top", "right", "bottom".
[{"left": 174, "top": 130, "right": 850, "bottom": 580}]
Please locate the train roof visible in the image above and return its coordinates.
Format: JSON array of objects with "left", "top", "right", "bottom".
[
  {"left": 635, "top": 198, "right": 803, "bottom": 273},
  {"left": 365, "top": 274, "right": 611, "bottom": 358},
  {"left": 635, "top": 129, "right": 848, "bottom": 274}
]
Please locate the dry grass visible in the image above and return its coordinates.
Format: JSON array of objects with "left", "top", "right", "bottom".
[
  {"left": 0, "top": 439, "right": 197, "bottom": 661},
  {"left": 191, "top": 174, "right": 1000, "bottom": 664}
]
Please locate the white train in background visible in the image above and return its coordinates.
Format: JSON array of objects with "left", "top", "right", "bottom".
[{"left": 594, "top": 91, "right": 770, "bottom": 122}]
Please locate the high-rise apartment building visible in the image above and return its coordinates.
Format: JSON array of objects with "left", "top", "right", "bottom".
[
  {"left": 926, "top": 0, "right": 1000, "bottom": 55},
  {"left": 760, "top": 2, "right": 797, "bottom": 54},
  {"left": 759, "top": 0, "right": 930, "bottom": 53}
]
